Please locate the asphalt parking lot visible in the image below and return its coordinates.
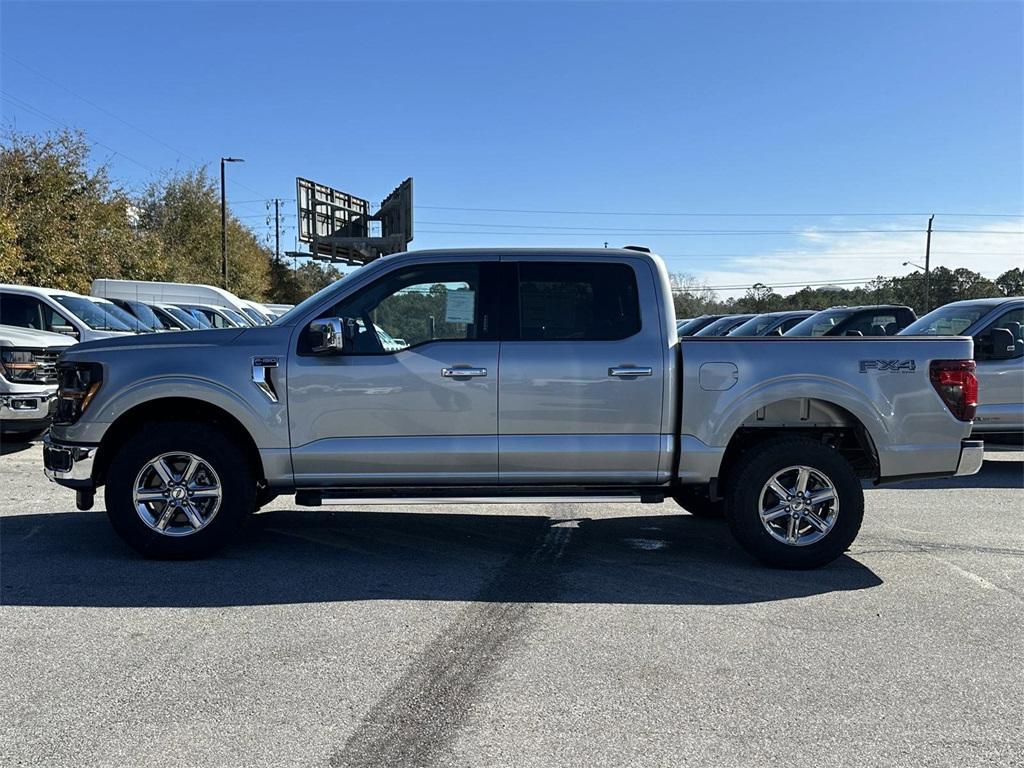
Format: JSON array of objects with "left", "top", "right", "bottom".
[{"left": 1, "top": 440, "right": 1022, "bottom": 768}]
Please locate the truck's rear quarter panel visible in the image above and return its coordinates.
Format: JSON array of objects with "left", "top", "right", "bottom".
[{"left": 677, "top": 336, "right": 976, "bottom": 482}]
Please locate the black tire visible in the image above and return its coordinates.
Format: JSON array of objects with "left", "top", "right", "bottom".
[
  {"left": 104, "top": 421, "right": 255, "bottom": 558},
  {"left": 671, "top": 485, "right": 725, "bottom": 518},
  {"left": 724, "top": 437, "right": 863, "bottom": 569}
]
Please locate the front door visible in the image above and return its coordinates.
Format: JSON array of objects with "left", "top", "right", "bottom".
[
  {"left": 973, "top": 307, "right": 1024, "bottom": 434},
  {"left": 498, "top": 258, "right": 666, "bottom": 484},
  {"left": 288, "top": 259, "right": 501, "bottom": 486}
]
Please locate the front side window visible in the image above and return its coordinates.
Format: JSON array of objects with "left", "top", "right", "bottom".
[
  {"left": 314, "top": 263, "right": 491, "bottom": 354},
  {"left": 516, "top": 262, "right": 640, "bottom": 341},
  {"left": 976, "top": 308, "right": 1024, "bottom": 360}
]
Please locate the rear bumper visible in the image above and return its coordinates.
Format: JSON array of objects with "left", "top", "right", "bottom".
[
  {"left": 42, "top": 434, "right": 98, "bottom": 490},
  {"left": 955, "top": 439, "right": 985, "bottom": 477}
]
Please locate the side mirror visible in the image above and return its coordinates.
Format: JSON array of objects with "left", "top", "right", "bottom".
[
  {"left": 309, "top": 317, "right": 346, "bottom": 354},
  {"left": 984, "top": 327, "right": 1016, "bottom": 360},
  {"left": 52, "top": 324, "right": 79, "bottom": 340}
]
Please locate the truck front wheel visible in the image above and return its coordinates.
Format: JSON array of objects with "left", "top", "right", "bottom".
[
  {"left": 724, "top": 437, "right": 863, "bottom": 569},
  {"left": 103, "top": 421, "right": 255, "bottom": 558}
]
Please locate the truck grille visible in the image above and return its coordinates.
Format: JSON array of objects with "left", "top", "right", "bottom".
[{"left": 31, "top": 348, "right": 62, "bottom": 383}]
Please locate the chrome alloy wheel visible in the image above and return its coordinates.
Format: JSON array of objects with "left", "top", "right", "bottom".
[
  {"left": 133, "top": 452, "right": 222, "bottom": 537},
  {"left": 757, "top": 465, "right": 839, "bottom": 547}
]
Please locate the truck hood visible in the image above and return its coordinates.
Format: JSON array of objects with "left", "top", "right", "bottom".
[
  {"left": 65, "top": 327, "right": 247, "bottom": 357},
  {"left": 0, "top": 324, "right": 77, "bottom": 348}
]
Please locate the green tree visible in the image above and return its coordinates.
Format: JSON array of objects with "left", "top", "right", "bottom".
[
  {"left": 137, "top": 169, "right": 270, "bottom": 299},
  {"left": 995, "top": 268, "right": 1024, "bottom": 296},
  {"left": 0, "top": 129, "right": 141, "bottom": 292}
]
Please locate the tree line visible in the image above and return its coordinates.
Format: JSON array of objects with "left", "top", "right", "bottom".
[
  {"left": 0, "top": 129, "right": 341, "bottom": 303},
  {"left": 670, "top": 267, "right": 1022, "bottom": 320}
]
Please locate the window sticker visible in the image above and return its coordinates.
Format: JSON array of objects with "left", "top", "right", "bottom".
[{"left": 445, "top": 290, "right": 475, "bottom": 324}]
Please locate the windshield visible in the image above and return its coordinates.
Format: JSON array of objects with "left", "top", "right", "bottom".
[
  {"left": 900, "top": 303, "right": 994, "bottom": 336},
  {"left": 677, "top": 315, "right": 717, "bottom": 336},
  {"left": 785, "top": 309, "right": 856, "bottom": 336},
  {"left": 161, "top": 305, "right": 202, "bottom": 329},
  {"left": 95, "top": 301, "right": 153, "bottom": 332},
  {"left": 272, "top": 268, "right": 366, "bottom": 326},
  {"left": 221, "top": 307, "right": 251, "bottom": 326},
  {"left": 728, "top": 314, "right": 781, "bottom": 336},
  {"left": 694, "top": 315, "right": 752, "bottom": 337},
  {"left": 53, "top": 295, "right": 133, "bottom": 331},
  {"left": 241, "top": 307, "right": 268, "bottom": 325},
  {"left": 121, "top": 300, "right": 166, "bottom": 329}
]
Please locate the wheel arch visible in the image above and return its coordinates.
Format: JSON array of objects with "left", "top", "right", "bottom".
[
  {"left": 712, "top": 397, "right": 880, "bottom": 496},
  {"left": 93, "top": 397, "right": 265, "bottom": 487}
]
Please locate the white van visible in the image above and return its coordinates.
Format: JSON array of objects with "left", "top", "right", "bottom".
[
  {"left": 92, "top": 279, "right": 263, "bottom": 322},
  {"left": 0, "top": 284, "right": 135, "bottom": 342}
]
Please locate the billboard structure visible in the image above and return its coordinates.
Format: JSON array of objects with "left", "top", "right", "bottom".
[{"left": 296, "top": 177, "right": 413, "bottom": 265}]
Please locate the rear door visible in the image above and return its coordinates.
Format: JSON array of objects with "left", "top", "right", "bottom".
[{"left": 498, "top": 257, "right": 666, "bottom": 484}]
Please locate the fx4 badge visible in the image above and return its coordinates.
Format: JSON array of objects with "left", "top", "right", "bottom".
[{"left": 859, "top": 359, "right": 916, "bottom": 373}]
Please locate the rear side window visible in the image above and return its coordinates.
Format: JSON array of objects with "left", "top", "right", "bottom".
[{"left": 517, "top": 262, "right": 641, "bottom": 341}]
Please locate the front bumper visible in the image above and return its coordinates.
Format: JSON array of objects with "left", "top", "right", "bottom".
[
  {"left": 0, "top": 391, "right": 56, "bottom": 425},
  {"left": 43, "top": 434, "right": 98, "bottom": 489},
  {"left": 955, "top": 439, "right": 985, "bottom": 477}
]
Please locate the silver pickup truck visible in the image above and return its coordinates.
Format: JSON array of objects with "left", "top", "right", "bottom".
[{"left": 43, "top": 249, "right": 983, "bottom": 568}]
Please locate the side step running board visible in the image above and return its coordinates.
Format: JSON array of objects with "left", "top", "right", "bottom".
[{"left": 294, "top": 488, "right": 666, "bottom": 507}]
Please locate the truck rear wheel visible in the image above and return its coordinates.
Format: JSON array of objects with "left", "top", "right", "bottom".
[
  {"left": 103, "top": 421, "right": 255, "bottom": 558},
  {"left": 671, "top": 486, "right": 724, "bottom": 518},
  {"left": 724, "top": 437, "right": 863, "bottom": 569}
]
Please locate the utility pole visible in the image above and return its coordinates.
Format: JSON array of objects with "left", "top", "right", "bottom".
[
  {"left": 274, "top": 198, "right": 281, "bottom": 264},
  {"left": 220, "top": 157, "right": 244, "bottom": 289},
  {"left": 924, "top": 214, "right": 934, "bottom": 312}
]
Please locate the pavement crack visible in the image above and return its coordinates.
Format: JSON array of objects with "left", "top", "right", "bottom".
[{"left": 329, "top": 521, "right": 573, "bottom": 768}]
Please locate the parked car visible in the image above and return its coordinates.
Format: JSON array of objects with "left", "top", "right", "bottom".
[
  {"left": 175, "top": 303, "right": 250, "bottom": 329},
  {"left": 238, "top": 300, "right": 274, "bottom": 326},
  {"left": 44, "top": 248, "right": 981, "bottom": 569},
  {"left": 107, "top": 298, "right": 185, "bottom": 332},
  {"left": 92, "top": 279, "right": 263, "bottom": 323},
  {"left": 1, "top": 324, "right": 75, "bottom": 440},
  {"left": 900, "top": 297, "right": 1023, "bottom": 438},
  {"left": 785, "top": 305, "right": 917, "bottom": 337},
  {"left": 154, "top": 303, "right": 207, "bottom": 330},
  {"left": 676, "top": 314, "right": 724, "bottom": 336},
  {"left": 89, "top": 297, "right": 155, "bottom": 334},
  {"left": 728, "top": 310, "right": 816, "bottom": 337},
  {"left": 0, "top": 284, "right": 135, "bottom": 342},
  {"left": 692, "top": 313, "right": 756, "bottom": 336}
]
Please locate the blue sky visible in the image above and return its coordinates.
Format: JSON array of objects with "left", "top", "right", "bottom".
[{"left": 2, "top": 1, "right": 1022, "bottom": 295}]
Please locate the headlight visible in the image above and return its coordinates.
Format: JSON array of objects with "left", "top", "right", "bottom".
[
  {"left": 53, "top": 362, "right": 104, "bottom": 425},
  {"left": 0, "top": 349, "right": 39, "bottom": 382}
]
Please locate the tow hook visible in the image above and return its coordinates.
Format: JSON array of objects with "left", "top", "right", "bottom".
[{"left": 76, "top": 489, "right": 95, "bottom": 511}]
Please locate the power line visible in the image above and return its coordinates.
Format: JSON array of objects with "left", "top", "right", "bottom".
[
  {"left": 0, "top": 58, "right": 278, "bottom": 201},
  {"left": 416, "top": 227, "right": 1022, "bottom": 237},
  {"left": 1, "top": 90, "right": 160, "bottom": 175},
  {"left": 414, "top": 204, "right": 1024, "bottom": 218},
  {"left": 417, "top": 220, "right": 933, "bottom": 234}
]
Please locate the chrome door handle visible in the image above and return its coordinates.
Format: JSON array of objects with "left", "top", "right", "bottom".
[
  {"left": 442, "top": 367, "right": 487, "bottom": 378},
  {"left": 608, "top": 366, "right": 653, "bottom": 378}
]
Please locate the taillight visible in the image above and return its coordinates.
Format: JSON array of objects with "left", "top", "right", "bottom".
[{"left": 929, "top": 360, "right": 978, "bottom": 421}]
